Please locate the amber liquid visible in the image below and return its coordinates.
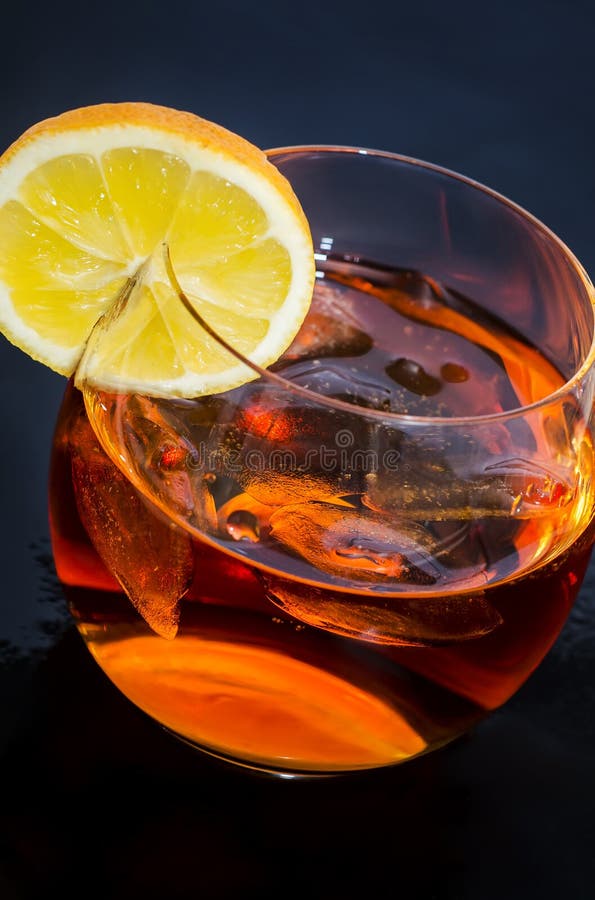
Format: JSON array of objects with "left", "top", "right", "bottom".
[{"left": 49, "top": 259, "right": 595, "bottom": 774}]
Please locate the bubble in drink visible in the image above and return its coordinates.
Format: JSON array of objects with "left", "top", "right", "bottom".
[
  {"left": 216, "top": 492, "right": 274, "bottom": 539},
  {"left": 385, "top": 357, "right": 442, "bottom": 397}
]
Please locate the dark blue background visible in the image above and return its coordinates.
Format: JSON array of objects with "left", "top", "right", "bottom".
[{"left": 1, "top": 2, "right": 594, "bottom": 897}]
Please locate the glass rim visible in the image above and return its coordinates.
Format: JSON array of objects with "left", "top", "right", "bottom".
[{"left": 192, "top": 144, "right": 595, "bottom": 426}]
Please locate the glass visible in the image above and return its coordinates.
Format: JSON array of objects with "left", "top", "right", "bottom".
[{"left": 49, "top": 147, "right": 595, "bottom": 777}]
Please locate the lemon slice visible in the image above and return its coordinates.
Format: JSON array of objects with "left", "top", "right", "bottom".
[{"left": 0, "top": 103, "right": 315, "bottom": 397}]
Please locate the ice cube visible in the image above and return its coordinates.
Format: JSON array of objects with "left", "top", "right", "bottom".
[
  {"left": 266, "top": 501, "right": 504, "bottom": 645},
  {"left": 240, "top": 471, "right": 350, "bottom": 507},
  {"left": 278, "top": 281, "right": 373, "bottom": 363},
  {"left": 117, "top": 394, "right": 218, "bottom": 533},
  {"left": 365, "top": 452, "right": 575, "bottom": 521},
  {"left": 70, "top": 407, "right": 193, "bottom": 639},
  {"left": 265, "top": 577, "right": 502, "bottom": 647},
  {"left": 269, "top": 501, "right": 441, "bottom": 585},
  {"left": 233, "top": 390, "right": 320, "bottom": 443},
  {"left": 214, "top": 384, "right": 369, "bottom": 500},
  {"left": 276, "top": 360, "right": 395, "bottom": 411}
]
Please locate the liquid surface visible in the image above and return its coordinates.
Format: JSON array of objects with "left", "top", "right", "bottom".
[
  {"left": 50, "top": 256, "right": 595, "bottom": 774},
  {"left": 84, "top": 257, "right": 592, "bottom": 619},
  {"left": 278, "top": 256, "right": 565, "bottom": 416}
]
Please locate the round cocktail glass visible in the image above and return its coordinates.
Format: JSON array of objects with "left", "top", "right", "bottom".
[{"left": 49, "top": 148, "right": 595, "bottom": 776}]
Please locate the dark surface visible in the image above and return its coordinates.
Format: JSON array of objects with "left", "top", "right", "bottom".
[{"left": 1, "top": 1, "right": 595, "bottom": 897}]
